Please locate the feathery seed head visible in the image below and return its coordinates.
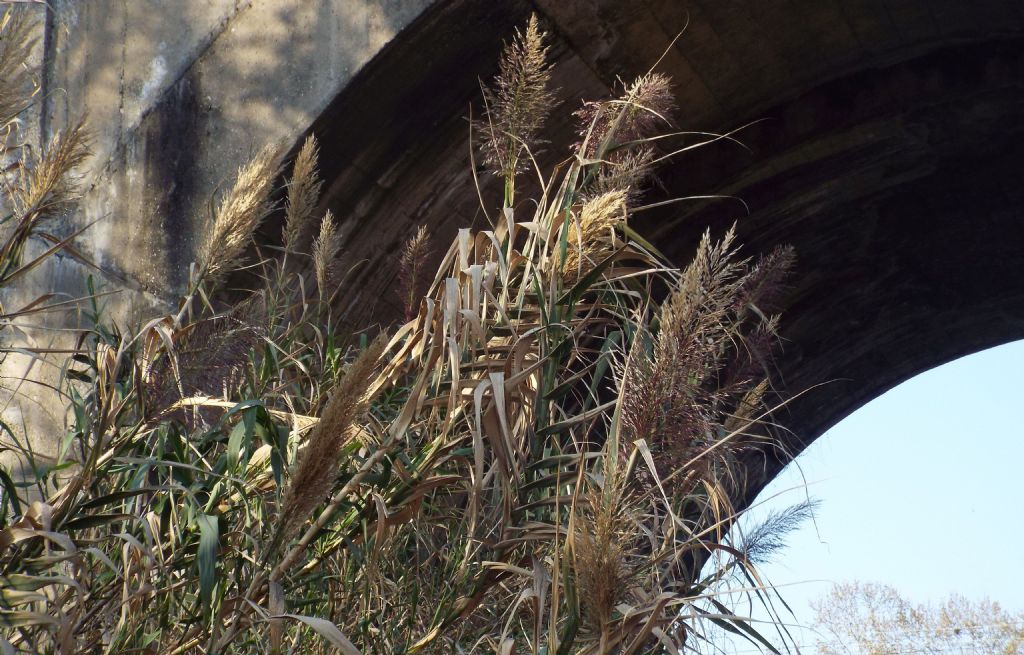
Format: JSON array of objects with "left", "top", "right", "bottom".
[
  {"left": 198, "top": 144, "right": 283, "bottom": 288},
  {"left": 586, "top": 145, "right": 657, "bottom": 204},
  {"left": 621, "top": 73, "right": 676, "bottom": 139},
  {"left": 312, "top": 210, "right": 342, "bottom": 295},
  {"left": 12, "top": 123, "right": 91, "bottom": 224},
  {"left": 0, "top": 9, "right": 38, "bottom": 130},
  {"left": 398, "top": 224, "right": 431, "bottom": 322},
  {"left": 573, "top": 481, "right": 639, "bottom": 632},
  {"left": 617, "top": 329, "right": 660, "bottom": 448},
  {"left": 618, "top": 228, "right": 788, "bottom": 502},
  {"left": 283, "top": 135, "right": 322, "bottom": 253},
  {"left": 564, "top": 190, "right": 627, "bottom": 277},
  {"left": 575, "top": 73, "right": 676, "bottom": 159},
  {"left": 740, "top": 499, "right": 819, "bottom": 564},
  {"left": 277, "top": 333, "right": 387, "bottom": 546},
  {"left": 724, "top": 379, "right": 770, "bottom": 435},
  {"left": 476, "top": 13, "right": 553, "bottom": 181},
  {"left": 732, "top": 244, "right": 796, "bottom": 317}
]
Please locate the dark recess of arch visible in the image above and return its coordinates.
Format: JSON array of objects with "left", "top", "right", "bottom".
[{"left": 284, "top": 0, "right": 1024, "bottom": 511}]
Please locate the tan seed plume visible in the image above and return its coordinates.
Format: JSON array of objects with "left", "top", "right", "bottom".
[
  {"left": 312, "top": 210, "right": 342, "bottom": 296},
  {"left": 1, "top": 123, "right": 90, "bottom": 283},
  {"left": 575, "top": 72, "right": 675, "bottom": 160},
  {"left": 587, "top": 145, "right": 656, "bottom": 203},
  {"left": 11, "top": 123, "right": 90, "bottom": 222},
  {"left": 564, "top": 190, "right": 627, "bottom": 277},
  {"left": 282, "top": 135, "right": 322, "bottom": 253},
  {"left": 477, "top": 13, "right": 553, "bottom": 180},
  {"left": 0, "top": 9, "right": 37, "bottom": 129},
  {"left": 397, "top": 224, "right": 431, "bottom": 321},
  {"left": 573, "top": 481, "right": 637, "bottom": 634},
  {"left": 276, "top": 333, "right": 387, "bottom": 546},
  {"left": 198, "top": 144, "right": 282, "bottom": 288}
]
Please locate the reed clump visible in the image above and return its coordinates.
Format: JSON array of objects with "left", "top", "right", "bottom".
[
  {"left": 0, "top": 13, "right": 805, "bottom": 655},
  {"left": 0, "top": 8, "right": 90, "bottom": 345}
]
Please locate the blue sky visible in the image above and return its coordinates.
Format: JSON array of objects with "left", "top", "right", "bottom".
[{"left": 717, "top": 338, "right": 1024, "bottom": 650}]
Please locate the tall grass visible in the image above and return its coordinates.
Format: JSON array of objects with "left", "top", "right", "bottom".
[
  {"left": 0, "top": 9, "right": 90, "bottom": 335},
  {"left": 0, "top": 7, "right": 92, "bottom": 488},
  {"left": 0, "top": 13, "right": 801, "bottom": 654}
]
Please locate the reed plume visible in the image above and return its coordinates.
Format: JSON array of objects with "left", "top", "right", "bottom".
[
  {"left": 587, "top": 145, "right": 657, "bottom": 203},
  {"left": 576, "top": 73, "right": 675, "bottom": 158},
  {"left": 564, "top": 190, "right": 627, "bottom": 277},
  {"left": 0, "top": 123, "right": 90, "bottom": 283},
  {"left": 733, "top": 244, "right": 796, "bottom": 317},
  {"left": 282, "top": 135, "right": 322, "bottom": 253},
  {"left": 619, "top": 228, "right": 792, "bottom": 502},
  {"left": 477, "top": 13, "right": 553, "bottom": 188},
  {"left": 618, "top": 73, "right": 676, "bottom": 144},
  {"left": 312, "top": 210, "right": 342, "bottom": 296},
  {"left": 275, "top": 333, "right": 387, "bottom": 547},
  {"left": 739, "top": 499, "right": 819, "bottom": 564},
  {"left": 723, "top": 378, "right": 769, "bottom": 434},
  {"left": 397, "top": 225, "right": 430, "bottom": 321},
  {"left": 573, "top": 480, "right": 639, "bottom": 635},
  {"left": 198, "top": 144, "right": 282, "bottom": 288},
  {"left": 0, "top": 8, "right": 36, "bottom": 130},
  {"left": 652, "top": 234, "right": 747, "bottom": 494},
  {"left": 9, "top": 123, "right": 90, "bottom": 219}
]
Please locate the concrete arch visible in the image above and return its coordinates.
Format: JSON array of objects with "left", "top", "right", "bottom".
[{"left": 300, "top": 0, "right": 1024, "bottom": 505}]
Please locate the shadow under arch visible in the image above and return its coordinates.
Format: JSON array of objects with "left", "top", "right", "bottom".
[{"left": 286, "top": 0, "right": 1024, "bottom": 511}]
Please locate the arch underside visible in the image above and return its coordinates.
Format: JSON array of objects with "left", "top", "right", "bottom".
[{"left": 302, "top": 0, "right": 1024, "bottom": 507}]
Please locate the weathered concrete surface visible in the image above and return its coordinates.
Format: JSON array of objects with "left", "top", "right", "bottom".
[{"left": 44, "top": 0, "right": 431, "bottom": 304}]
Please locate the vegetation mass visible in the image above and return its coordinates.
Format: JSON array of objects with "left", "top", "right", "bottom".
[{"left": 1, "top": 11, "right": 805, "bottom": 654}]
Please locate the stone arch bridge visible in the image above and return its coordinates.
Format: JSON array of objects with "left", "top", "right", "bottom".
[{"left": 10, "top": 0, "right": 1024, "bottom": 507}]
